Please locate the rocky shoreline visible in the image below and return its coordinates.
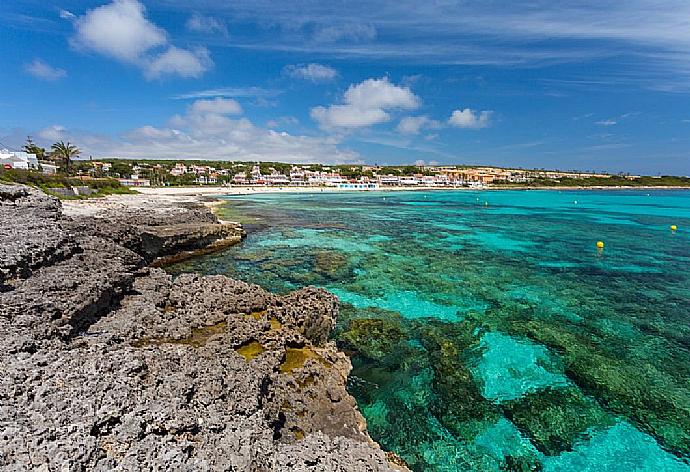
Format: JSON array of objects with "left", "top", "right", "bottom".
[{"left": 0, "top": 185, "right": 407, "bottom": 471}]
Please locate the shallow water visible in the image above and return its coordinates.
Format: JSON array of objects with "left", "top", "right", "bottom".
[{"left": 170, "top": 189, "right": 690, "bottom": 471}]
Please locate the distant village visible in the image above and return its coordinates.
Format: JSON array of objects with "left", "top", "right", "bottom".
[
  {"left": 0, "top": 149, "right": 627, "bottom": 189},
  {"left": 1, "top": 137, "right": 659, "bottom": 191},
  {"left": 74, "top": 161, "right": 630, "bottom": 188}
]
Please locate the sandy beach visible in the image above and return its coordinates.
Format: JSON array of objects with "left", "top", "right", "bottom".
[{"left": 132, "top": 185, "right": 451, "bottom": 197}]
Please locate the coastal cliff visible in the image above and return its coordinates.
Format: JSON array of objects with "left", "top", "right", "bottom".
[{"left": 0, "top": 185, "right": 407, "bottom": 471}]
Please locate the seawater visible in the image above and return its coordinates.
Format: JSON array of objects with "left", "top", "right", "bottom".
[{"left": 170, "top": 189, "right": 690, "bottom": 471}]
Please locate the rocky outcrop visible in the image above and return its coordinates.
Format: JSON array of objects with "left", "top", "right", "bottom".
[
  {"left": 0, "top": 186, "right": 76, "bottom": 288},
  {"left": 0, "top": 184, "right": 406, "bottom": 471}
]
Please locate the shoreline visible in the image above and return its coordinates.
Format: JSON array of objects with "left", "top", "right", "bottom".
[{"left": 132, "top": 184, "right": 690, "bottom": 198}]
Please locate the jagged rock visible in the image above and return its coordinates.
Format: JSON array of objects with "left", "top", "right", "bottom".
[
  {"left": 0, "top": 185, "right": 406, "bottom": 471},
  {"left": 0, "top": 184, "right": 76, "bottom": 288}
]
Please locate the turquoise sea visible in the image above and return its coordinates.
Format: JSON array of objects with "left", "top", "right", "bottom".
[{"left": 171, "top": 189, "right": 690, "bottom": 471}]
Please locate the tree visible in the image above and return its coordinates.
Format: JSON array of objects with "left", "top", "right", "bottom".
[
  {"left": 23, "top": 136, "right": 46, "bottom": 159},
  {"left": 50, "top": 141, "right": 81, "bottom": 174}
]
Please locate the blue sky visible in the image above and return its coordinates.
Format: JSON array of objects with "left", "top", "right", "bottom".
[{"left": 2, "top": 0, "right": 690, "bottom": 174}]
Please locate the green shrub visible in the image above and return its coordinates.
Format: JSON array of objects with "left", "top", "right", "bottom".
[{"left": 0, "top": 168, "right": 133, "bottom": 199}]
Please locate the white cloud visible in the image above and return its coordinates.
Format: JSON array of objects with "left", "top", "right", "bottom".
[
  {"left": 71, "top": 0, "right": 166, "bottom": 62},
  {"left": 311, "top": 106, "right": 389, "bottom": 129},
  {"left": 186, "top": 13, "right": 228, "bottom": 36},
  {"left": 144, "top": 46, "right": 211, "bottom": 79},
  {"left": 397, "top": 116, "right": 441, "bottom": 135},
  {"left": 69, "top": 0, "right": 211, "bottom": 79},
  {"left": 311, "top": 77, "right": 420, "bottom": 130},
  {"left": 267, "top": 116, "right": 299, "bottom": 128},
  {"left": 38, "top": 125, "right": 68, "bottom": 141},
  {"left": 283, "top": 63, "right": 337, "bottom": 81},
  {"left": 344, "top": 78, "right": 419, "bottom": 109},
  {"left": 31, "top": 100, "right": 359, "bottom": 163},
  {"left": 172, "top": 87, "right": 281, "bottom": 100},
  {"left": 312, "top": 23, "right": 376, "bottom": 43},
  {"left": 29, "top": 99, "right": 359, "bottom": 163},
  {"left": 188, "top": 97, "right": 242, "bottom": 115},
  {"left": 596, "top": 119, "right": 617, "bottom": 126},
  {"left": 195, "top": 1, "right": 690, "bottom": 87},
  {"left": 24, "top": 59, "right": 67, "bottom": 81},
  {"left": 448, "top": 108, "right": 492, "bottom": 129},
  {"left": 59, "top": 9, "right": 75, "bottom": 20}
]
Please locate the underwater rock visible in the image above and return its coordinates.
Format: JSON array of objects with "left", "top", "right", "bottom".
[
  {"left": 419, "top": 321, "right": 500, "bottom": 439},
  {"left": 502, "top": 387, "right": 614, "bottom": 456},
  {"left": 314, "top": 250, "right": 352, "bottom": 281},
  {"left": 339, "top": 317, "right": 408, "bottom": 361}
]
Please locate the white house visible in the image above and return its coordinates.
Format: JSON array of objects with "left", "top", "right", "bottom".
[
  {"left": 170, "top": 163, "right": 188, "bottom": 176},
  {"left": 379, "top": 175, "right": 400, "bottom": 186},
  {"left": 39, "top": 162, "right": 59, "bottom": 175},
  {"left": 0, "top": 149, "right": 39, "bottom": 170}
]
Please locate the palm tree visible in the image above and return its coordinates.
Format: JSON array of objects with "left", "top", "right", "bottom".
[{"left": 50, "top": 141, "right": 80, "bottom": 174}]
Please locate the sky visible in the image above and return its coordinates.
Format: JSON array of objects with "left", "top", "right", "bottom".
[{"left": 2, "top": 1, "right": 690, "bottom": 175}]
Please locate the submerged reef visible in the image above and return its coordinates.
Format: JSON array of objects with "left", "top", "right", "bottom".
[{"left": 172, "top": 190, "right": 690, "bottom": 471}]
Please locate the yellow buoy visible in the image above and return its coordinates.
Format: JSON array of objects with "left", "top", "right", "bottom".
[
  {"left": 671, "top": 225, "right": 677, "bottom": 231},
  {"left": 596, "top": 241, "right": 605, "bottom": 249}
]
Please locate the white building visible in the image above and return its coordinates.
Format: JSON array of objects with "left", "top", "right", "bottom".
[
  {"left": 265, "top": 173, "right": 290, "bottom": 185},
  {"left": 170, "top": 163, "right": 188, "bottom": 176},
  {"left": 0, "top": 149, "right": 39, "bottom": 170},
  {"left": 399, "top": 176, "right": 420, "bottom": 185},
  {"left": 379, "top": 175, "right": 400, "bottom": 186},
  {"left": 39, "top": 162, "right": 59, "bottom": 175},
  {"left": 117, "top": 178, "right": 150, "bottom": 187},
  {"left": 233, "top": 173, "right": 249, "bottom": 184}
]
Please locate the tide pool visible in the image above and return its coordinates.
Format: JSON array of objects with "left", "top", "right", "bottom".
[{"left": 170, "top": 189, "right": 690, "bottom": 471}]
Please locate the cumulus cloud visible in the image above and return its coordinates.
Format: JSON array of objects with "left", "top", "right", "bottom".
[
  {"left": 31, "top": 100, "right": 359, "bottom": 164},
  {"left": 71, "top": 0, "right": 166, "bottom": 61},
  {"left": 24, "top": 59, "right": 67, "bottom": 81},
  {"left": 448, "top": 108, "right": 492, "bottom": 129},
  {"left": 283, "top": 63, "right": 337, "bottom": 81},
  {"left": 69, "top": 0, "right": 211, "bottom": 79},
  {"left": 311, "top": 77, "right": 419, "bottom": 130},
  {"left": 188, "top": 97, "right": 242, "bottom": 115},
  {"left": 397, "top": 116, "right": 441, "bottom": 135},
  {"left": 186, "top": 13, "right": 228, "bottom": 36},
  {"left": 144, "top": 46, "right": 211, "bottom": 79}
]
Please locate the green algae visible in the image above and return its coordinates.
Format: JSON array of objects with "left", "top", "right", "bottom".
[
  {"left": 132, "top": 321, "right": 227, "bottom": 348},
  {"left": 279, "top": 347, "right": 323, "bottom": 373},
  {"left": 246, "top": 310, "right": 266, "bottom": 320},
  {"left": 339, "top": 317, "right": 407, "bottom": 361},
  {"left": 235, "top": 340, "right": 265, "bottom": 361},
  {"left": 314, "top": 250, "right": 352, "bottom": 280}
]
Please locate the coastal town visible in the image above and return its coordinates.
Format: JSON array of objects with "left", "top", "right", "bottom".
[{"left": 0, "top": 144, "right": 636, "bottom": 189}]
